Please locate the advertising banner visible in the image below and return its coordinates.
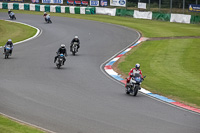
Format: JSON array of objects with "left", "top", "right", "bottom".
[
  {"left": 67, "top": 0, "right": 74, "bottom": 5},
  {"left": 90, "top": 0, "right": 99, "bottom": 6},
  {"left": 134, "top": 10, "right": 152, "bottom": 20},
  {"left": 81, "top": 1, "right": 88, "bottom": 6},
  {"left": 110, "top": 0, "right": 126, "bottom": 7},
  {"left": 100, "top": 0, "right": 107, "bottom": 7},
  {"left": 74, "top": 0, "right": 81, "bottom": 5},
  {"left": 2, "top": 0, "right": 24, "bottom": 2},
  {"left": 42, "top": 0, "right": 63, "bottom": 4},
  {"left": 138, "top": 2, "right": 146, "bottom": 9},
  {"left": 189, "top": 4, "right": 200, "bottom": 12},
  {"left": 170, "top": 14, "right": 191, "bottom": 24},
  {"left": 32, "top": 0, "right": 39, "bottom": 3}
]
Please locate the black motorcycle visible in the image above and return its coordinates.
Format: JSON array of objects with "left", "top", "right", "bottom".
[
  {"left": 126, "top": 73, "right": 146, "bottom": 96},
  {"left": 56, "top": 54, "right": 65, "bottom": 69},
  {"left": 45, "top": 17, "right": 52, "bottom": 23},
  {"left": 9, "top": 12, "right": 16, "bottom": 20},
  {"left": 71, "top": 42, "right": 78, "bottom": 55},
  {"left": 4, "top": 46, "right": 12, "bottom": 59}
]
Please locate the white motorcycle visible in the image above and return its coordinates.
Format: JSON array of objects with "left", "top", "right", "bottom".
[{"left": 126, "top": 73, "right": 146, "bottom": 96}]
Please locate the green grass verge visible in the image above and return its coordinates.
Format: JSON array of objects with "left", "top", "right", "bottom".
[
  {"left": 119, "top": 39, "right": 200, "bottom": 108},
  {"left": 0, "top": 19, "right": 37, "bottom": 47},
  {"left": 0, "top": 9, "right": 200, "bottom": 37},
  {"left": 0, "top": 115, "right": 44, "bottom": 133}
]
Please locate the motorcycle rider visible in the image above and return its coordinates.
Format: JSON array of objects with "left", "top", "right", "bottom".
[
  {"left": 4, "top": 39, "right": 13, "bottom": 55},
  {"left": 46, "top": 14, "right": 51, "bottom": 22},
  {"left": 125, "top": 63, "right": 143, "bottom": 89},
  {"left": 43, "top": 12, "right": 47, "bottom": 21},
  {"left": 70, "top": 36, "right": 80, "bottom": 52},
  {"left": 8, "top": 9, "right": 12, "bottom": 18},
  {"left": 54, "top": 44, "right": 67, "bottom": 65}
]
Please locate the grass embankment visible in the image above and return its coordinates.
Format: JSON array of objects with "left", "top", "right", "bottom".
[
  {"left": 0, "top": 115, "right": 44, "bottom": 133},
  {"left": 0, "top": 20, "right": 37, "bottom": 46},
  {"left": 118, "top": 39, "right": 200, "bottom": 108}
]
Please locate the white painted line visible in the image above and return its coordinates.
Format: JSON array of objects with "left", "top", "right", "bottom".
[
  {"left": 0, "top": 112, "right": 56, "bottom": 133},
  {"left": 3, "top": 20, "right": 42, "bottom": 46}
]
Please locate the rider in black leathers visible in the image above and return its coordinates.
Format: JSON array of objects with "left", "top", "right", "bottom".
[
  {"left": 54, "top": 44, "right": 67, "bottom": 65},
  {"left": 8, "top": 9, "right": 12, "bottom": 18},
  {"left": 4, "top": 39, "right": 13, "bottom": 55},
  {"left": 70, "top": 36, "right": 80, "bottom": 52}
]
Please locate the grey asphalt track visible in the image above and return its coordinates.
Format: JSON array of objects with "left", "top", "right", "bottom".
[{"left": 0, "top": 13, "right": 200, "bottom": 133}]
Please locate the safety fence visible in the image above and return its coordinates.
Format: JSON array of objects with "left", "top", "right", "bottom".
[{"left": 0, "top": 2, "right": 200, "bottom": 24}]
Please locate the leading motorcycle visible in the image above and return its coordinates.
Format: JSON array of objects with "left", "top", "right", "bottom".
[{"left": 125, "top": 73, "right": 146, "bottom": 96}]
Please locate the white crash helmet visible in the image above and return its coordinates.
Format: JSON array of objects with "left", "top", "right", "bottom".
[
  {"left": 135, "top": 63, "right": 140, "bottom": 70},
  {"left": 8, "top": 39, "right": 12, "bottom": 42},
  {"left": 61, "top": 44, "right": 65, "bottom": 48},
  {"left": 75, "top": 36, "right": 78, "bottom": 39},
  {"left": 44, "top": 12, "right": 46, "bottom": 14}
]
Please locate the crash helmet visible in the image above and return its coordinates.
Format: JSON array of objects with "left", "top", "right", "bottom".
[
  {"left": 135, "top": 63, "right": 140, "bottom": 70},
  {"left": 75, "top": 36, "right": 78, "bottom": 39},
  {"left": 44, "top": 12, "right": 46, "bottom": 14},
  {"left": 61, "top": 44, "right": 65, "bottom": 48},
  {"left": 8, "top": 39, "right": 12, "bottom": 42}
]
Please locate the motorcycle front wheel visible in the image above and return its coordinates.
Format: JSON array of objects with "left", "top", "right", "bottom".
[
  {"left": 133, "top": 86, "right": 139, "bottom": 96},
  {"left": 125, "top": 86, "right": 130, "bottom": 94},
  {"left": 57, "top": 64, "right": 61, "bottom": 69}
]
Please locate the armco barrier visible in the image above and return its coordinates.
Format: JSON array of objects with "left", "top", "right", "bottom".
[{"left": 0, "top": 2, "right": 199, "bottom": 23}]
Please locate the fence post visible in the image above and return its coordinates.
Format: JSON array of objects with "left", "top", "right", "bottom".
[
  {"left": 183, "top": 0, "right": 185, "bottom": 14},
  {"left": 170, "top": 0, "right": 172, "bottom": 13},
  {"left": 159, "top": 0, "right": 161, "bottom": 11},
  {"left": 149, "top": 0, "right": 150, "bottom": 11}
]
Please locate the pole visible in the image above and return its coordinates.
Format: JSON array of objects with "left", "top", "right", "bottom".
[
  {"left": 196, "top": 0, "right": 198, "bottom": 5},
  {"left": 149, "top": 0, "right": 150, "bottom": 11},
  {"left": 170, "top": 0, "right": 172, "bottom": 13},
  {"left": 159, "top": 0, "right": 161, "bottom": 12},
  {"left": 183, "top": 0, "right": 185, "bottom": 14},
  {"left": 126, "top": 0, "right": 127, "bottom": 10}
]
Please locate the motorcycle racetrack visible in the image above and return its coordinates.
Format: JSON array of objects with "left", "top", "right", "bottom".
[{"left": 0, "top": 13, "right": 200, "bottom": 133}]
